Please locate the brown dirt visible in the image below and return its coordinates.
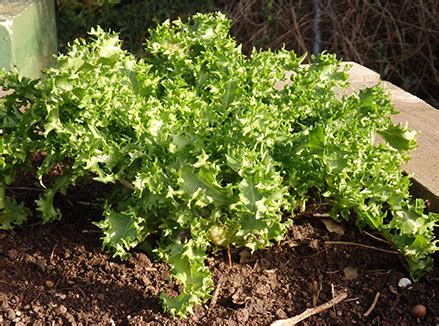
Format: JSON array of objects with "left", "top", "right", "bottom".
[{"left": 1, "top": 195, "right": 439, "bottom": 325}]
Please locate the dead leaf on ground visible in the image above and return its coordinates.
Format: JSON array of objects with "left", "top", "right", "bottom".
[{"left": 321, "top": 218, "right": 345, "bottom": 236}]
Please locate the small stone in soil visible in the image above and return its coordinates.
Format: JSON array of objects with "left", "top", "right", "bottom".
[
  {"left": 410, "top": 304, "right": 427, "bottom": 318},
  {"left": 275, "top": 308, "right": 288, "bottom": 319},
  {"left": 6, "top": 308, "right": 16, "bottom": 320},
  {"left": 65, "top": 312, "right": 75, "bottom": 323},
  {"left": 45, "top": 280, "right": 55, "bottom": 289},
  {"left": 34, "top": 259, "right": 47, "bottom": 273},
  {"left": 32, "top": 305, "right": 41, "bottom": 313},
  {"left": 56, "top": 305, "right": 67, "bottom": 315},
  {"left": 398, "top": 277, "right": 412, "bottom": 289},
  {"left": 54, "top": 293, "right": 66, "bottom": 300},
  {"left": 343, "top": 266, "right": 359, "bottom": 281}
]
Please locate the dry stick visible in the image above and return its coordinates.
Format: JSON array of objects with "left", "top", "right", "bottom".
[
  {"left": 6, "top": 186, "right": 43, "bottom": 191},
  {"left": 324, "top": 241, "right": 398, "bottom": 255},
  {"left": 31, "top": 293, "right": 41, "bottom": 304},
  {"left": 344, "top": 297, "right": 360, "bottom": 303},
  {"left": 227, "top": 247, "right": 232, "bottom": 267},
  {"left": 75, "top": 285, "right": 86, "bottom": 298},
  {"left": 362, "top": 231, "right": 391, "bottom": 244},
  {"left": 271, "top": 292, "right": 348, "bottom": 326},
  {"left": 49, "top": 244, "right": 57, "bottom": 262},
  {"left": 209, "top": 277, "right": 223, "bottom": 308},
  {"left": 75, "top": 200, "right": 101, "bottom": 208},
  {"left": 363, "top": 292, "right": 380, "bottom": 317},
  {"left": 81, "top": 229, "right": 101, "bottom": 234},
  {"left": 118, "top": 178, "right": 135, "bottom": 191}
]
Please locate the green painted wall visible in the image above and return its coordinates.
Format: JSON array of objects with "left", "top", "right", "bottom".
[{"left": 0, "top": 0, "right": 57, "bottom": 78}]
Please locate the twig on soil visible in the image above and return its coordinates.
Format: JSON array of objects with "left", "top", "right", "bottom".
[
  {"left": 365, "top": 269, "right": 392, "bottom": 275},
  {"left": 209, "top": 277, "right": 223, "bottom": 308},
  {"left": 118, "top": 178, "right": 135, "bottom": 191},
  {"left": 331, "top": 284, "right": 335, "bottom": 299},
  {"left": 6, "top": 186, "right": 43, "bottom": 191},
  {"left": 81, "top": 229, "right": 101, "bottom": 234},
  {"left": 31, "top": 294, "right": 41, "bottom": 304},
  {"left": 22, "top": 222, "right": 43, "bottom": 228},
  {"left": 312, "top": 280, "right": 322, "bottom": 307},
  {"left": 227, "top": 247, "right": 232, "bottom": 267},
  {"left": 0, "top": 280, "right": 9, "bottom": 285},
  {"left": 363, "top": 231, "right": 391, "bottom": 244},
  {"left": 75, "top": 285, "right": 86, "bottom": 297},
  {"left": 74, "top": 200, "right": 102, "bottom": 208},
  {"left": 324, "top": 241, "right": 398, "bottom": 255},
  {"left": 66, "top": 198, "right": 102, "bottom": 208},
  {"left": 264, "top": 268, "right": 277, "bottom": 274},
  {"left": 343, "top": 297, "right": 360, "bottom": 303},
  {"left": 54, "top": 278, "right": 61, "bottom": 290},
  {"left": 363, "top": 291, "right": 380, "bottom": 317},
  {"left": 271, "top": 292, "right": 348, "bottom": 326},
  {"left": 49, "top": 244, "right": 57, "bottom": 262},
  {"left": 322, "top": 269, "right": 342, "bottom": 274}
]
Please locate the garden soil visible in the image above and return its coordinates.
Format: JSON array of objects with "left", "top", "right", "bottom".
[{"left": 1, "top": 190, "right": 438, "bottom": 325}]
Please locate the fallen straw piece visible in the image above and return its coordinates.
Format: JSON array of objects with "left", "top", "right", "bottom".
[
  {"left": 271, "top": 292, "right": 348, "bottom": 326},
  {"left": 363, "top": 291, "right": 380, "bottom": 317},
  {"left": 324, "top": 241, "right": 398, "bottom": 255}
]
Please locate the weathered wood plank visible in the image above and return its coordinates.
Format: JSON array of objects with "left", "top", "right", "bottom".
[{"left": 345, "top": 63, "right": 439, "bottom": 211}]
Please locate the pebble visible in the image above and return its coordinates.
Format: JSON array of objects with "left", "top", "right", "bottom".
[
  {"left": 97, "top": 293, "right": 105, "bottom": 301},
  {"left": 398, "top": 277, "right": 412, "bottom": 289},
  {"left": 32, "top": 305, "right": 41, "bottom": 313},
  {"left": 54, "top": 293, "right": 66, "bottom": 300},
  {"left": 35, "top": 259, "right": 47, "bottom": 273},
  {"left": 275, "top": 308, "right": 288, "bottom": 319},
  {"left": 45, "top": 280, "right": 55, "bottom": 289},
  {"left": 343, "top": 266, "right": 359, "bottom": 281},
  {"left": 410, "top": 304, "right": 427, "bottom": 318},
  {"left": 6, "top": 308, "right": 15, "bottom": 320},
  {"left": 65, "top": 312, "right": 75, "bottom": 323},
  {"left": 56, "top": 305, "right": 67, "bottom": 315}
]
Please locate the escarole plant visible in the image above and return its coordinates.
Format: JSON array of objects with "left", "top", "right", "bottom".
[{"left": 1, "top": 12, "right": 438, "bottom": 317}]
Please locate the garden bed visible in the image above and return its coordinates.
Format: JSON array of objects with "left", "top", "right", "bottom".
[
  {"left": 1, "top": 192, "right": 438, "bottom": 324},
  {"left": 1, "top": 13, "right": 439, "bottom": 324}
]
